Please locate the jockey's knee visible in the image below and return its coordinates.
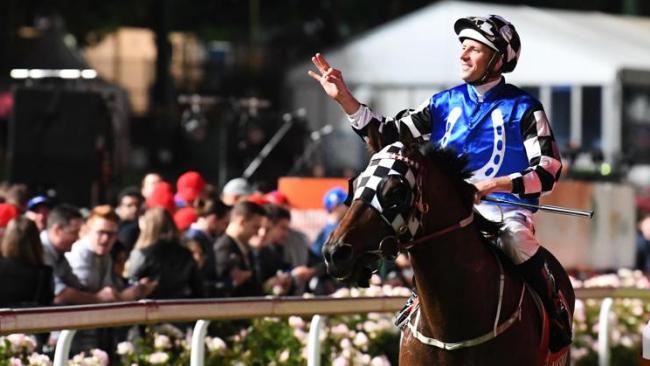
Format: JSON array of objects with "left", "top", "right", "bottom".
[{"left": 497, "top": 212, "right": 540, "bottom": 265}]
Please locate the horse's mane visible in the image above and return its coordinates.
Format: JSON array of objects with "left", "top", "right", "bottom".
[{"left": 418, "top": 143, "right": 502, "bottom": 236}]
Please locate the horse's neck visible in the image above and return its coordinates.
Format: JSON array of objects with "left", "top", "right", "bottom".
[{"left": 409, "top": 224, "right": 505, "bottom": 341}]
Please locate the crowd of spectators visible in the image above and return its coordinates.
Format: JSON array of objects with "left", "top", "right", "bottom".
[{"left": 0, "top": 171, "right": 411, "bottom": 358}]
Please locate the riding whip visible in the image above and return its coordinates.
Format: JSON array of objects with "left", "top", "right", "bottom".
[{"left": 482, "top": 195, "right": 594, "bottom": 219}]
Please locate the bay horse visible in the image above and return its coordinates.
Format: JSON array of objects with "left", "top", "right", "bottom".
[{"left": 322, "top": 126, "right": 574, "bottom": 365}]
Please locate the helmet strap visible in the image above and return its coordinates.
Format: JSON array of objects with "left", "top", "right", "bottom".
[{"left": 468, "top": 51, "right": 501, "bottom": 86}]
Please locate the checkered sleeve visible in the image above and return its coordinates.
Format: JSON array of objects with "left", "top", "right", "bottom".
[
  {"left": 509, "top": 108, "right": 563, "bottom": 198},
  {"left": 347, "top": 98, "right": 432, "bottom": 145}
]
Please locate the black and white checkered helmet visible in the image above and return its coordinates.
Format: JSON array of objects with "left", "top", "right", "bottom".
[
  {"left": 352, "top": 142, "right": 421, "bottom": 240},
  {"left": 454, "top": 15, "right": 521, "bottom": 73}
]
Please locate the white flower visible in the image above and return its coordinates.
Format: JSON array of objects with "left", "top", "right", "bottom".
[
  {"left": 332, "top": 356, "right": 349, "bottom": 366},
  {"left": 205, "top": 337, "right": 227, "bottom": 353},
  {"left": 279, "top": 349, "right": 290, "bottom": 362},
  {"left": 367, "top": 312, "right": 381, "bottom": 320},
  {"left": 91, "top": 349, "right": 109, "bottom": 366},
  {"left": 9, "top": 357, "right": 24, "bottom": 366},
  {"left": 332, "top": 288, "right": 350, "bottom": 298},
  {"left": 340, "top": 338, "right": 352, "bottom": 350},
  {"left": 293, "top": 328, "right": 308, "bottom": 344},
  {"left": 354, "top": 353, "right": 371, "bottom": 364},
  {"left": 331, "top": 323, "right": 350, "bottom": 337},
  {"left": 620, "top": 335, "right": 634, "bottom": 348},
  {"left": 154, "top": 334, "right": 171, "bottom": 349},
  {"left": 117, "top": 341, "right": 134, "bottom": 355},
  {"left": 27, "top": 353, "right": 51, "bottom": 366},
  {"left": 288, "top": 316, "right": 305, "bottom": 329},
  {"left": 7, "top": 334, "right": 37, "bottom": 353},
  {"left": 32, "top": 354, "right": 52, "bottom": 366},
  {"left": 363, "top": 320, "right": 378, "bottom": 334},
  {"left": 370, "top": 274, "right": 382, "bottom": 285},
  {"left": 353, "top": 332, "right": 369, "bottom": 348},
  {"left": 391, "top": 286, "right": 412, "bottom": 297},
  {"left": 371, "top": 355, "right": 392, "bottom": 366},
  {"left": 147, "top": 352, "right": 170, "bottom": 365},
  {"left": 350, "top": 288, "right": 361, "bottom": 297}
]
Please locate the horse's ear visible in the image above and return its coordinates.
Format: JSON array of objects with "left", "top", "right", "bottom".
[{"left": 367, "top": 123, "right": 383, "bottom": 154}]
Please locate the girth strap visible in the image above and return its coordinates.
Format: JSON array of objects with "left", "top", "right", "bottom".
[{"left": 406, "top": 284, "right": 526, "bottom": 350}]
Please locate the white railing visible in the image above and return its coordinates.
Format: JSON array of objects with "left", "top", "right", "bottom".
[{"left": 1, "top": 288, "right": 648, "bottom": 366}]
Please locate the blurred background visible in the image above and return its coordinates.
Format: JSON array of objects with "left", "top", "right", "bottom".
[{"left": 0, "top": 0, "right": 650, "bottom": 270}]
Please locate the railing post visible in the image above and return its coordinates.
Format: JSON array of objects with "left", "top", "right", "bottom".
[
  {"left": 53, "top": 329, "right": 76, "bottom": 366},
  {"left": 191, "top": 320, "right": 211, "bottom": 366},
  {"left": 597, "top": 297, "right": 614, "bottom": 366},
  {"left": 307, "top": 315, "right": 325, "bottom": 366}
]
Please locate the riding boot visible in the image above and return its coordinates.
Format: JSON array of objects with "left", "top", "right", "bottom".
[{"left": 516, "top": 250, "right": 572, "bottom": 353}]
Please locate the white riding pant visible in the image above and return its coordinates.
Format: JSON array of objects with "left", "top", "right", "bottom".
[{"left": 474, "top": 203, "right": 540, "bottom": 265}]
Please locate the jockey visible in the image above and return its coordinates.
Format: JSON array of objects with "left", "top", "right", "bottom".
[{"left": 309, "top": 14, "right": 570, "bottom": 352}]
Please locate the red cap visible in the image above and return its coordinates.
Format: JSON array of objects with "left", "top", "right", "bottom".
[
  {"left": 247, "top": 193, "right": 269, "bottom": 206},
  {"left": 0, "top": 203, "right": 19, "bottom": 227},
  {"left": 173, "top": 207, "right": 198, "bottom": 231},
  {"left": 263, "top": 190, "right": 290, "bottom": 206},
  {"left": 176, "top": 171, "right": 206, "bottom": 203},
  {"left": 147, "top": 181, "right": 176, "bottom": 213}
]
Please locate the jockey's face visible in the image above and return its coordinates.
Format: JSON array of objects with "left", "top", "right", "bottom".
[{"left": 459, "top": 38, "right": 501, "bottom": 83}]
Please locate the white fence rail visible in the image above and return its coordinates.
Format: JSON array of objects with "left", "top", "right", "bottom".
[{"left": 1, "top": 288, "right": 648, "bottom": 366}]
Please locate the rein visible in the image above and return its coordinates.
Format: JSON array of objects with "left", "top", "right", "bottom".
[{"left": 397, "top": 212, "right": 474, "bottom": 251}]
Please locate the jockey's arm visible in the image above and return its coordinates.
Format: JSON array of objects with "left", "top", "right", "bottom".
[
  {"left": 346, "top": 100, "right": 433, "bottom": 146},
  {"left": 475, "top": 107, "right": 562, "bottom": 201}
]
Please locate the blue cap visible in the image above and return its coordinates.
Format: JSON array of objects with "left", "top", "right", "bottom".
[
  {"left": 27, "top": 195, "right": 53, "bottom": 211},
  {"left": 323, "top": 187, "right": 347, "bottom": 212}
]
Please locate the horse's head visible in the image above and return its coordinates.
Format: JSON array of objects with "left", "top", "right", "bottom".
[
  {"left": 322, "top": 126, "right": 425, "bottom": 286},
  {"left": 323, "top": 124, "right": 478, "bottom": 286}
]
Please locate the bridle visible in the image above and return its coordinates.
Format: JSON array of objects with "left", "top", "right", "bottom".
[{"left": 349, "top": 143, "right": 474, "bottom": 262}]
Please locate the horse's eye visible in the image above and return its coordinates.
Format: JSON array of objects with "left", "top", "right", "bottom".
[{"left": 387, "top": 185, "right": 409, "bottom": 202}]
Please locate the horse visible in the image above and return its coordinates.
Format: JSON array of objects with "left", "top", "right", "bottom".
[{"left": 322, "top": 126, "right": 574, "bottom": 365}]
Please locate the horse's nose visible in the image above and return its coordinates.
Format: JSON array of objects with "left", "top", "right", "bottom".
[{"left": 324, "top": 242, "right": 355, "bottom": 278}]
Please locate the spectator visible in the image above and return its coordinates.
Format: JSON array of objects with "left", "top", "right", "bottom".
[
  {"left": 128, "top": 208, "right": 203, "bottom": 299},
  {"left": 25, "top": 195, "right": 54, "bottom": 232},
  {"left": 173, "top": 207, "right": 198, "bottom": 232},
  {"left": 66, "top": 205, "right": 157, "bottom": 354},
  {"left": 5, "top": 184, "right": 29, "bottom": 212},
  {"left": 264, "top": 204, "right": 321, "bottom": 295},
  {"left": 0, "top": 203, "right": 19, "bottom": 241},
  {"left": 221, "top": 178, "right": 253, "bottom": 206},
  {"left": 311, "top": 187, "right": 348, "bottom": 257},
  {"left": 213, "top": 201, "right": 265, "bottom": 297},
  {"left": 141, "top": 173, "right": 162, "bottom": 202},
  {"left": 41, "top": 204, "right": 117, "bottom": 305},
  {"left": 175, "top": 171, "right": 207, "bottom": 208},
  {"left": 185, "top": 197, "right": 231, "bottom": 292},
  {"left": 67, "top": 205, "right": 157, "bottom": 300},
  {"left": 263, "top": 191, "right": 312, "bottom": 269},
  {"left": 110, "top": 241, "right": 129, "bottom": 291},
  {"left": 115, "top": 187, "right": 144, "bottom": 252},
  {"left": 0, "top": 217, "right": 53, "bottom": 307},
  {"left": 146, "top": 181, "right": 176, "bottom": 213},
  {"left": 248, "top": 210, "right": 292, "bottom": 295}
]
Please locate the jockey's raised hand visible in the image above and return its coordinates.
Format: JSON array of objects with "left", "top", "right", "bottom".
[{"left": 308, "top": 53, "right": 361, "bottom": 114}]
